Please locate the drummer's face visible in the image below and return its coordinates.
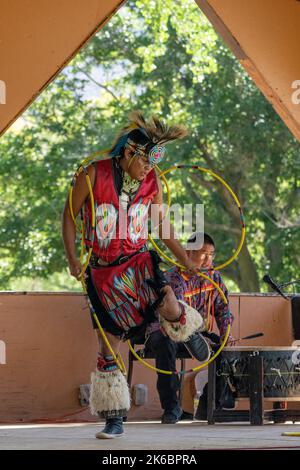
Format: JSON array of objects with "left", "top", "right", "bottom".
[{"left": 188, "top": 243, "right": 215, "bottom": 269}]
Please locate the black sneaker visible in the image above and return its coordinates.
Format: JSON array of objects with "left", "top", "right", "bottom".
[
  {"left": 179, "top": 410, "right": 194, "bottom": 421},
  {"left": 184, "top": 331, "right": 211, "bottom": 362},
  {"left": 161, "top": 411, "right": 180, "bottom": 424},
  {"left": 95, "top": 417, "right": 124, "bottom": 439}
]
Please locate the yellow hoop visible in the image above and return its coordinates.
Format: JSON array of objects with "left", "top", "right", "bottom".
[{"left": 156, "top": 164, "right": 246, "bottom": 271}]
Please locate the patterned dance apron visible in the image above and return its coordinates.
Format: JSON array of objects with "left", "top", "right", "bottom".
[{"left": 86, "top": 250, "right": 165, "bottom": 339}]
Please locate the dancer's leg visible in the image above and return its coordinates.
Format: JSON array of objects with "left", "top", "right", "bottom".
[
  {"left": 90, "top": 330, "right": 130, "bottom": 439},
  {"left": 156, "top": 286, "right": 211, "bottom": 362}
]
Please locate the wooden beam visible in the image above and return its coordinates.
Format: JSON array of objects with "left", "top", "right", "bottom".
[{"left": 196, "top": 0, "right": 300, "bottom": 142}]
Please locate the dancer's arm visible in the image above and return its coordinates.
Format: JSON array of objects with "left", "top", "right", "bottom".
[
  {"left": 151, "top": 177, "right": 197, "bottom": 275},
  {"left": 62, "top": 164, "right": 95, "bottom": 279}
]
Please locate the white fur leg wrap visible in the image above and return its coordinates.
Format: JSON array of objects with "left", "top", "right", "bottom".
[
  {"left": 160, "top": 300, "right": 204, "bottom": 343},
  {"left": 89, "top": 368, "right": 131, "bottom": 417}
]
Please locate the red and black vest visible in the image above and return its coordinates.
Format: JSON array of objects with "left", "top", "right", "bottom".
[{"left": 84, "top": 158, "right": 158, "bottom": 263}]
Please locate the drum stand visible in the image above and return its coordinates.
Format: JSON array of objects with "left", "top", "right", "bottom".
[{"left": 207, "top": 354, "right": 300, "bottom": 425}]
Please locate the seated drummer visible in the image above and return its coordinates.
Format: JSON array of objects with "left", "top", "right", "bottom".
[{"left": 145, "top": 232, "right": 235, "bottom": 423}]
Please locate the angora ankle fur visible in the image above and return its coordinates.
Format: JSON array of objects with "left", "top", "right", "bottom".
[
  {"left": 89, "top": 368, "right": 131, "bottom": 416},
  {"left": 160, "top": 300, "right": 204, "bottom": 343}
]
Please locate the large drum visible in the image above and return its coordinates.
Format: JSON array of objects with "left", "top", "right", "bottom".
[{"left": 218, "top": 346, "right": 300, "bottom": 399}]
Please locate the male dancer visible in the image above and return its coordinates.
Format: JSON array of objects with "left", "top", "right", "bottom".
[{"left": 62, "top": 112, "right": 211, "bottom": 438}]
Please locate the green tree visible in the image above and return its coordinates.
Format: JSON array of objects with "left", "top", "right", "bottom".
[{"left": 0, "top": 0, "right": 299, "bottom": 292}]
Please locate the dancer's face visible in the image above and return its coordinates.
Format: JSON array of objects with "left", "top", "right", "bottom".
[
  {"left": 123, "top": 147, "right": 153, "bottom": 181},
  {"left": 188, "top": 243, "right": 215, "bottom": 269}
]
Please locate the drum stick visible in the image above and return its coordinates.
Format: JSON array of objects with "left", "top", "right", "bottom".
[
  {"left": 241, "top": 332, "right": 264, "bottom": 340},
  {"left": 232, "top": 332, "right": 264, "bottom": 342}
]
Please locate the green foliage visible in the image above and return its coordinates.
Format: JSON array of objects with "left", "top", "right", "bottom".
[{"left": 0, "top": 0, "right": 299, "bottom": 292}]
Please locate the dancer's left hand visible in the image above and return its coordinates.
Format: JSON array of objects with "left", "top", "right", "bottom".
[{"left": 182, "top": 258, "right": 198, "bottom": 276}]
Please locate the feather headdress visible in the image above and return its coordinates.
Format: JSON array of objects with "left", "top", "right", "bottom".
[{"left": 109, "top": 111, "right": 188, "bottom": 165}]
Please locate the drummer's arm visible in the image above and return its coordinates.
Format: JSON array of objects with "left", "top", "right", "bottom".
[{"left": 165, "top": 269, "right": 185, "bottom": 302}]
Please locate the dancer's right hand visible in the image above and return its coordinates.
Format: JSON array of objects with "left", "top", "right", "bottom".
[{"left": 68, "top": 258, "right": 84, "bottom": 280}]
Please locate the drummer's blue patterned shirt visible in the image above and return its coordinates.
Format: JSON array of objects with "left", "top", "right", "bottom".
[{"left": 147, "top": 267, "right": 234, "bottom": 341}]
